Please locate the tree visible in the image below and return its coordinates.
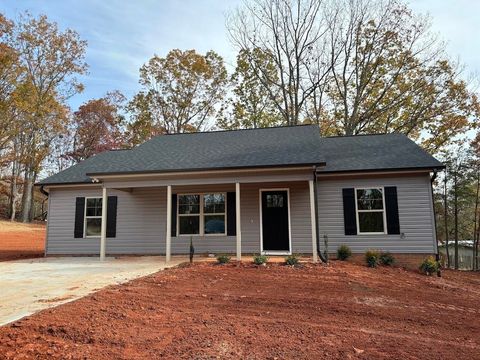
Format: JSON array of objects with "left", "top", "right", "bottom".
[
  {"left": 12, "top": 13, "right": 87, "bottom": 222},
  {"left": 227, "top": 0, "right": 336, "bottom": 126},
  {"left": 226, "top": 0, "right": 479, "bottom": 152},
  {"left": 326, "top": 0, "right": 478, "bottom": 152},
  {"left": 219, "top": 48, "right": 282, "bottom": 129},
  {"left": 127, "top": 49, "right": 227, "bottom": 142},
  {"left": 440, "top": 147, "right": 477, "bottom": 269},
  {"left": 68, "top": 92, "right": 126, "bottom": 162}
]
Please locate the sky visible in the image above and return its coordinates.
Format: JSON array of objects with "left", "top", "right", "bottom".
[{"left": 1, "top": 0, "right": 479, "bottom": 111}]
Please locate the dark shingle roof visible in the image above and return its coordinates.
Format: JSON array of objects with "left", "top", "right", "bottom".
[
  {"left": 37, "top": 125, "right": 443, "bottom": 185},
  {"left": 317, "top": 133, "right": 444, "bottom": 173}
]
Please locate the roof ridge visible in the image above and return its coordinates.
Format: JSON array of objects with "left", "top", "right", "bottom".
[
  {"left": 158, "top": 124, "right": 319, "bottom": 137},
  {"left": 322, "top": 132, "right": 402, "bottom": 139}
]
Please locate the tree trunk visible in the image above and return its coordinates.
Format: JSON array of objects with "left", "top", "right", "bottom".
[
  {"left": 444, "top": 170, "right": 450, "bottom": 268},
  {"left": 10, "top": 173, "right": 18, "bottom": 222},
  {"left": 473, "top": 169, "right": 480, "bottom": 271},
  {"left": 454, "top": 171, "right": 459, "bottom": 270},
  {"left": 20, "top": 168, "right": 34, "bottom": 223}
]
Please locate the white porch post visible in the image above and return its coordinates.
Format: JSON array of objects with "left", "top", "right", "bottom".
[
  {"left": 309, "top": 180, "right": 318, "bottom": 262},
  {"left": 166, "top": 185, "right": 172, "bottom": 263},
  {"left": 100, "top": 186, "right": 107, "bottom": 261},
  {"left": 235, "top": 182, "right": 242, "bottom": 261}
]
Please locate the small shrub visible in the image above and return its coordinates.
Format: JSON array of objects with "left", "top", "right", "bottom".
[
  {"left": 365, "top": 249, "right": 380, "bottom": 268},
  {"left": 285, "top": 254, "right": 300, "bottom": 266},
  {"left": 337, "top": 245, "right": 352, "bottom": 261},
  {"left": 419, "top": 256, "right": 439, "bottom": 275},
  {"left": 216, "top": 254, "right": 231, "bottom": 264},
  {"left": 379, "top": 252, "right": 395, "bottom": 266},
  {"left": 253, "top": 254, "right": 268, "bottom": 265}
]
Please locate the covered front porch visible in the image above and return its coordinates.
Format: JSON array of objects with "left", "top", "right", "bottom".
[{"left": 93, "top": 167, "right": 319, "bottom": 262}]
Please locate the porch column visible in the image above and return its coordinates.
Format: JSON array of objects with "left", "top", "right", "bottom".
[
  {"left": 236, "top": 182, "right": 242, "bottom": 261},
  {"left": 309, "top": 180, "right": 318, "bottom": 262},
  {"left": 100, "top": 185, "right": 107, "bottom": 261},
  {"left": 166, "top": 185, "right": 172, "bottom": 263}
]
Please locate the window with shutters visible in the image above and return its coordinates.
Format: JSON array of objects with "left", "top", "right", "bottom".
[
  {"left": 177, "top": 193, "right": 226, "bottom": 236},
  {"left": 84, "top": 197, "right": 102, "bottom": 237},
  {"left": 355, "top": 188, "right": 386, "bottom": 234}
]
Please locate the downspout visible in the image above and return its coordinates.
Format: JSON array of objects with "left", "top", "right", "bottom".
[
  {"left": 39, "top": 186, "right": 49, "bottom": 258},
  {"left": 430, "top": 171, "right": 439, "bottom": 259},
  {"left": 430, "top": 170, "right": 441, "bottom": 276},
  {"left": 313, "top": 166, "right": 328, "bottom": 263}
]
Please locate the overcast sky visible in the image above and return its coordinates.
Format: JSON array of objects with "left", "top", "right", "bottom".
[{"left": 1, "top": 0, "right": 479, "bottom": 110}]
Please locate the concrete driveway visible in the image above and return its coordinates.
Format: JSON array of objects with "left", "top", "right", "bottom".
[{"left": 0, "top": 256, "right": 184, "bottom": 326}]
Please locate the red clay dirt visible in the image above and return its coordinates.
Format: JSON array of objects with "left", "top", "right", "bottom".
[
  {"left": 0, "top": 261, "right": 479, "bottom": 359},
  {"left": 0, "top": 220, "right": 45, "bottom": 261}
]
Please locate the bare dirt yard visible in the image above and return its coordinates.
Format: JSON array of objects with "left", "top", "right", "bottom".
[
  {"left": 0, "top": 261, "right": 479, "bottom": 359},
  {"left": 0, "top": 220, "right": 46, "bottom": 261}
]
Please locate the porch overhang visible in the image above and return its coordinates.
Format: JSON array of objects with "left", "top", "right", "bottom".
[{"left": 89, "top": 165, "right": 323, "bottom": 189}]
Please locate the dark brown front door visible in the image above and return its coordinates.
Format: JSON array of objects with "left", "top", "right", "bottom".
[{"left": 261, "top": 190, "right": 290, "bottom": 252}]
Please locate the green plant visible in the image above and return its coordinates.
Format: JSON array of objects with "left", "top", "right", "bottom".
[
  {"left": 419, "top": 256, "right": 439, "bottom": 275},
  {"left": 216, "top": 254, "right": 231, "bottom": 264},
  {"left": 253, "top": 254, "right": 268, "bottom": 265},
  {"left": 337, "top": 245, "right": 352, "bottom": 261},
  {"left": 379, "top": 252, "right": 395, "bottom": 266},
  {"left": 285, "top": 254, "right": 300, "bottom": 266},
  {"left": 365, "top": 250, "right": 380, "bottom": 268}
]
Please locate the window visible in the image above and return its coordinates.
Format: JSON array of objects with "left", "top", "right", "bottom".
[
  {"left": 204, "top": 194, "right": 225, "bottom": 234},
  {"left": 266, "top": 194, "right": 284, "bottom": 208},
  {"left": 85, "top": 198, "right": 102, "bottom": 237},
  {"left": 355, "top": 188, "right": 386, "bottom": 234},
  {"left": 178, "top": 195, "right": 200, "bottom": 235},
  {"left": 177, "top": 193, "right": 226, "bottom": 235}
]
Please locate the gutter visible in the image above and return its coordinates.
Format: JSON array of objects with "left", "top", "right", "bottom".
[
  {"left": 313, "top": 166, "right": 328, "bottom": 263},
  {"left": 39, "top": 185, "right": 49, "bottom": 197}
]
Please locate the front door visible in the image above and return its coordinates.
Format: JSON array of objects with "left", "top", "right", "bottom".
[{"left": 261, "top": 190, "right": 290, "bottom": 253}]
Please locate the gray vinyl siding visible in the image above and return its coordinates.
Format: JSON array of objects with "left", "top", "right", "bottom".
[
  {"left": 47, "top": 187, "right": 166, "bottom": 255},
  {"left": 45, "top": 173, "right": 436, "bottom": 256},
  {"left": 316, "top": 173, "right": 436, "bottom": 254},
  {"left": 46, "top": 181, "right": 313, "bottom": 255},
  {"left": 173, "top": 181, "right": 312, "bottom": 254}
]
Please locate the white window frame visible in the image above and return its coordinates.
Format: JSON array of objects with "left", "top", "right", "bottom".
[
  {"left": 84, "top": 196, "right": 103, "bottom": 238},
  {"left": 354, "top": 187, "right": 387, "bottom": 235},
  {"left": 176, "top": 192, "right": 227, "bottom": 237}
]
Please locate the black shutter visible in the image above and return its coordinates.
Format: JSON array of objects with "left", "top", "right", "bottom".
[
  {"left": 74, "top": 197, "right": 85, "bottom": 238},
  {"left": 385, "top": 186, "right": 400, "bottom": 234},
  {"left": 106, "top": 196, "right": 118, "bottom": 238},
  {"left": 342, "top": 188, "right": 357, "bottom": 235},
  {"left": 227, "top": 192, "right": 236, "bottom": 236},
  {"left": 171, "top": 194, "right": 177, "bottom": 237}
]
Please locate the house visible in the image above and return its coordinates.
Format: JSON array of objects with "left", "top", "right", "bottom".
[
  {"left": 439, "top": 240, "right": 475, "bottom": 270},
  {"left": 37, "top": 125, "right": 444, "bottom": 266}
]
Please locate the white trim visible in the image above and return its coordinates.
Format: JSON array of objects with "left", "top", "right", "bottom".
[
  {"left": 259, "top": 188, "right": 292, "bottom": 255},
  {"left": 100, "top": 187, "right": 107, "bottom": 261},
  {"left": 166, "top": 185, "right": 172, "bottom": 263},
  {"left": 43, "top": 183, "right": 103, "bottom": 190},
  {"left": 235, "top": 182, "right": 241, "bottom": 261},
  {"left": 308, "top": 180, "right": 318, "bottom": 262},
  {"left": 91, "top": 166, "right": 316, "bottom": 180},
  {"left": 316, "top": 169, "right": 432, "bottom": 178},
  {"left": 83, "top": 196, "right": 103, "bottom": 238},
  {"left": 354, "top": 187, "right": 387, "bottom": 235},
  {"left": 176, "top": 192, "right": 227, "bottom": 236}
]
